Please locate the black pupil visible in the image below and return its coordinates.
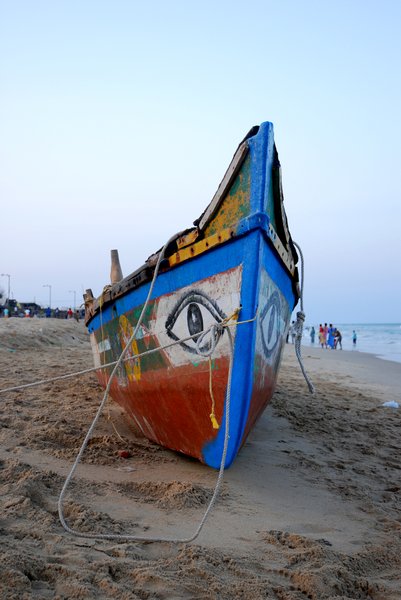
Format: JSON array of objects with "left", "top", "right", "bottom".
[{"left": 187, "top": 303, "right": 203, "bottom": 340}]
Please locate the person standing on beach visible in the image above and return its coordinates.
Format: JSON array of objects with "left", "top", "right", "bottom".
[
  {"left": 310, "top": 326, "right": 316, "bottom": 344},
  {"left": 327, "top": 324, "right": 335, "bottom": 349},
  {"left": 318, "top": 324, "right": 325, "bottom": 348},
  {"left": 323, "top": 323, "right": 329, "bottom": 348},
  {"left": 287, "top": 321, "right": 296, "bottom": 343},
  {"left": 334, "top": 328, "right": 342, "bottom": 349},
  {"left": 353, "top": 330, "right": 357, "bottom": 346}
]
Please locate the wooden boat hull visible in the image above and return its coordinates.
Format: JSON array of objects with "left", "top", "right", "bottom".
[{"left": 85, "top": 122, "right": 299, "bottom": 468}]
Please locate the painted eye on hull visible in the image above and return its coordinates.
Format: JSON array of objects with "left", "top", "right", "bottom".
[
  {"left": 166, "top": 290, "right": 227, "bottom": 354},
  {"left": 260, "top": 291, "right": 281, "bottom": 358}
]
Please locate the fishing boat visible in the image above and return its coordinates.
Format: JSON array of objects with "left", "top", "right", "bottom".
[{"left": 84, "top": 122, "right": 300, "bottom": 469}]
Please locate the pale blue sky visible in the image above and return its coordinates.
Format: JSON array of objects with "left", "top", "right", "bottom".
[{"left": 1, "top": 0, "right": 400, "bottom": 323}]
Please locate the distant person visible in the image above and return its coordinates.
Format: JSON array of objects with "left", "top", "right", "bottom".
[
  {"left": 74, "top": 309, "right": 80, "bottom": 322},
  {"left": 67, "top": 307, "right": 73, "bottom": 319},
  {"left": 45, "top": 307, "right": 51, "bottom": 318},
  {"left": 352, "top": 330, "right": 357, "bottom": 346},
  {"left": 4, "top": 307, "right": 9, "bottom": 318},
  {"left": 327, "top": 324, "right": 335, "bottom": 349},
  {"left": 310, "top": 326, "right": 315, "bottom": 344},
  {"left": 318, "top": 324, "right": 325, "bottom": 348},
  {"left": 334, "top": 328, "right": 342, "bottom": 349},
  {"left": 55, "top": 307, "right": 60, "bottom": 318},
  {"left": 24, "top": 308, "right": 30, "bottom": 318},
  {"left": 323, "top": 323, "right": 329, "bottom": 348}
]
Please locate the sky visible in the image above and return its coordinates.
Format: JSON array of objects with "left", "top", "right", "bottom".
[{"left": 1, "top": 0, "right": 400, "bottom": 324}]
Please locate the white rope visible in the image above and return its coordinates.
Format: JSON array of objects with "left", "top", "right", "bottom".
[
  {"left": 292, "top": 241, "right": 315, "bottom": 394},
  {"left": 0, "top": 320, "right": 248, "bottom": 396},
  {"left": 0, "top": 363, "right": 106, "bottom": 394},
  {"left": 0, "top": 237, "right": 310, "bottom": 541},
  {"left": 56, "top": 231, "right": 238, "bottom": 544},
  {"left": 56, "top": 323, "right": 236, "bottom": 543}
]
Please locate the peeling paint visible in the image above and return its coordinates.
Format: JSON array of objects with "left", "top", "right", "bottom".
[{"left": 204, "top": 154, "right": 251, "bottom": 237}]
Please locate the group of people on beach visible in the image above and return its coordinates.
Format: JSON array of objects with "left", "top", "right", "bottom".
[
  {"left": 309, "top": 324, "right": 357, "bottom": 349},
  {"left": 0, "top": 305, "right": 83, "bottom": 320},
  {"left": 316, "top": 324, "right": 342, "bottom": 349}
]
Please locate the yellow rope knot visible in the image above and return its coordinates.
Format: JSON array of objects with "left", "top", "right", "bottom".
[
  {"left": 210, "top": 412, "right": 220, "bottom": 430},
  {"left": 208, "top": 357, "right": 219, "bottom": 429},
  {"left": 221, "top": 307, "right": 241, "bottom": 327}
]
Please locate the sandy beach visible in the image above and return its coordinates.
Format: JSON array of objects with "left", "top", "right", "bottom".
[{"left": 1, "top": 317, "right": 400, "bottom": 599}]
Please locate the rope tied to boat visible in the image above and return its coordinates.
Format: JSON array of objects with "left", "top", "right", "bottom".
[
  {"left": 292, "top": 242, "right": 315, "bottom": 394},
  {"left": 193, "top": 308, "right": 240, "bottom": 429},
  {"left": 0, "top": 316, "right": 250, "bottom": 395},
  {"left": 0, "top": 237, "right": 312, "bottom": 541},
  {"left": 293, "top": 310, "right": 305, "bottom": 340},
  {"left": 195, "top": 323, "right": 223, "bottom": 357},
  {"left": 54, "top": 234, "right": 244, "bottom": 545},
  {"left": 194, "top": 322, "right": 224, "bottom": 429},
  {"left": 55, "top": 318, "right": 237, "bottom": 544},
  {"left": 207, "top": 356, "right": 219, "bottom": 430}
]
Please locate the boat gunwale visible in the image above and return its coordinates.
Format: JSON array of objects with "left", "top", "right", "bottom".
[{"left": 84, "top": 217, "right": 298, "bottom": 327}]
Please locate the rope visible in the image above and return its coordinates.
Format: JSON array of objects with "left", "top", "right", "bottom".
[
  {"left": 56, "top": 322, "right": 237, "bottom": 544},
  {"left": 0, "top": 237, "right": 312, "bottom": 541},
  {"left": 208, "top": 357, "right": 219, "bottom": 430},
  {"left": 0, "top": 320, "right": 250, "bottom": 396},
  {"left": 292, "top": 241, "right": 315, "bottom": 394},
  {"left": 56, "top": 229, "right": 240, "bottom": 544}
]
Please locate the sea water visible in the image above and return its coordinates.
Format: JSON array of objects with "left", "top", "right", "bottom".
[{"left": 304, "top": 323, "right": 401, "bottom": 364}]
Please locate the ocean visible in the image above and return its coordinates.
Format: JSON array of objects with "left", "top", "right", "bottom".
[{"left": 304, "top": 323, "right": 401, "bottom": 364}]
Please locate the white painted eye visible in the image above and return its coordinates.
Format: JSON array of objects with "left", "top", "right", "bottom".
[{"left": 165, "top": 290, "right": 226, "bottom": 354}]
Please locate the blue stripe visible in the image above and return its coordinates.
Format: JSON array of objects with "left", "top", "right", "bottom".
[
  {"left": 202, "top": 231, "right": 296, "bottom": 468},
  {"left": 202, "top": 230, "right": 260, "bottom": 467},
  {"left": 88, "top": 238, "right": 245, "bottom": 333}
]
